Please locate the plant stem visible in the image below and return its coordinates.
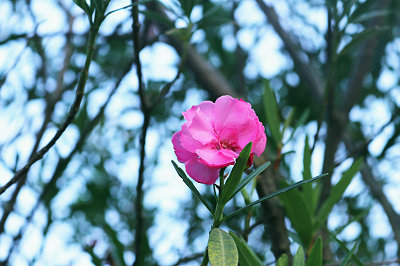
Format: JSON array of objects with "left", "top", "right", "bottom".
[{"left": 200, "top": 169, "right": 226, "bottom": 265}]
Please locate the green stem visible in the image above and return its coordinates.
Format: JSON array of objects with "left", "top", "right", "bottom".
[{"left": 200, "top": 168, "right": 226, "bottom": 265}]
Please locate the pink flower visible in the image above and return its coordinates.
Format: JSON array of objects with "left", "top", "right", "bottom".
[{"left": 172, "top": 95, "right": 267, "bottom": 185}]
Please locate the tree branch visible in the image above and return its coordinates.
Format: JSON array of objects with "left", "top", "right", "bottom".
[
  {"left": 0, "top": 26, "right": 99, "bottom": 195},
  {"left": 255, "top": 0, "right": 324, "bottom": 103}
]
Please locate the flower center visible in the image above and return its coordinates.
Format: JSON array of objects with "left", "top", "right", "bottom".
[{"left": 220, "top": 140, "right": 238, "bottom": 151}]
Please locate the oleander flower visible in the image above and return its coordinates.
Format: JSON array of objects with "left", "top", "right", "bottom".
[{"left": 172, "top": 95, "right": 267, "bottom": 185}]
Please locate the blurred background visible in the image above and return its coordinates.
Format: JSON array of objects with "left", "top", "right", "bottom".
[{"left": 0, "top": 0, "right": 399, "bottom": 265}]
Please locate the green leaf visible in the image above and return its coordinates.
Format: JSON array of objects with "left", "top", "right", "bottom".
[
  {"left": 302, "top": 136, "right": 317, "bottom": 212},
  {"left": 196, "top": 5, "right": 232, "bottom": 29},
  {"left": 93, "top": 0, "right": 104, "bottom": 13},
  {"left": 306, "top": 238, "right": 322, "bottom": 266},
  {"left": 139, "top": 10, "right": 175, "bottom": 28},
  {"left": 329, "top": 231, "right": 363, "bottom": 266},
  {"left": 350, "top": 9, "right": 391, "bottom": 24},
  {"left": 220, "top": 142, "right": 252, "bottom": 205},
  {"left": 222, "top": 173, "right": 328, "bottom": 223},
  {"left": 338, "top": 27, "right": 390, "bottom": 58},
  {"left": 208, "top": 228, "right": 238, "bottom": 266},
  {"left": 316, "top": 158, "right": 363, "bottom": 227},
  {"left": 288, "top": 109, "right": 310, "bottom": 142},
  {"left": 263, "top": 80, "right": 282, "bottom": 144},
  {"left": 104, "top": 223, "right": 127, "bottom": 266},
  {"left": 178, "top": 0, "right": 195, "bottom": 17},
  {"left": 171, "top": 160, "right": 214, "bottom": 214},
  {"left": 276, "top": 253, "right": 289, "bottom": 266},
  {"left": 72, "top": 0, "right": 93, "bottom": 17},
  {"left": 229, "top": 232, "right": 263, "bottom": 266},
  {"left": 341, "top": 242, "right": 358, "bottom": 266},
  {"left": 84, "top": 245, "right": 103, "bottom": 266},
  {"left": 282, "top": 107, "right": 295, "bottom": 137},
  {"left": 293, "top": 246, "right": 305, "bottom": 266},
  {"left": 280, "top": 188, "right": 313, "bottom": 248},
  {"left": 231, "top": 161, "right": 271, "bottom": 202}
]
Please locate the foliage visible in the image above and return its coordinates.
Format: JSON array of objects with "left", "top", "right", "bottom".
[{"left": 0, "top": 0, "right": 399, "bottom": 265}]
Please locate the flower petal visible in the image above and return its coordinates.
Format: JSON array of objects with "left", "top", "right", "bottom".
[
  {"left": 185, "top": 158, "right": 219, "bottom": 185},
  {"left": 180, "top": 124, "right": 204, "bottom": 153},
  {"left": 189, "top": 108, "right": 217, "bottom": 144},
  {"left": 172, "top": 131, "right": 196, "bottom": 162},
  {"left": 214, "top": 96, "right": 251, "bottom": 135},
  {"left": 253, "top": 122, "right": 267, "bottom": 156},
  {"left": 196, "top": 147, "right": 235, "bottom": 168}
]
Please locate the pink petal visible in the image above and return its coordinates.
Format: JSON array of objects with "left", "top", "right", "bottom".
[
  {"left": 253, "top": 122, "right": 267, "bottom": 156},
  {"left": 214, "top": 96, "right": 251, "bottom": 135},
  {"left": 234, "top": 119, "right": 258, "bottom": 149},
  {"left": 180, "top": 124, "right": 204, "bottom": 153},
  {"left": 196, "top": 147, "right": 235, "bottom": 168},
  {"left": 182, "top": 105, "right": 198, "bottom": 123},
  {"left": 185, "top": 158, "right": 219, "bottom": 185},
  {"left": 188, "top": 108, "right": 217, "bottom": 144},
  {"left": 172, "top": 131, "right": 196, "bottom": 162}
]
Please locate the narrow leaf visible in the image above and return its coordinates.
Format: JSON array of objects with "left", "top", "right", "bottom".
[
  {"left": 316, "top": 158, "right": 363, "bottom": 227},
  {"left": 229, "top": 232, "right": 263, "bottom": 266},
  {"left": 222, "top": 173, "right": 328, "bottom": 223},
  {"left": 263, "top": 80, "right": 282, "bottom": 143},
  {"left": 276, "top": 253, "right": 289, "bottom": 266},
  {"left": 306, "top": 238, "right": 322, "bottom": 266},
  {"left": 197, "top": 5, "right": 232, "bottom": 29},
  {"left": 293, "top": 246, "right": 305, "bottom": 266},
  {"left": 171, "top": 160, "right": 214, "bottom": 214},
  {"left": 288, "top": 109, "right": 310, "bottom": 142},
  {"left": 340, "top": 242, "right": 358, "bottom": 266},
  {"left": 208, "top": 228, "right": 238, "bottom": 266},
  {"left": 329, "top": 230, "right": 363, "bottom": 266},
  {"left": 104, "top": 223, "right": 127, "bottom": 266},
  {"left": 139, "top": 10, "right": 175, "bottom": 28},
  {"left": 221, "top": 142, "right": 252, "bottom": 205},
  {"left": 280, "top": 189, "right": 313, "bottom": 248},
  {"left": 282, "top": 107, "right": 295, "bottom": 137},
  {"left": 231, "top": 161, "right": 271, "bottom": 201},
  {"left": 338, "top": 27, "right": 390, "bottom": 58},
  {"left": 178, "top": 0, "right": 195, "bottom": 17},
  {"left": 302, "top": 136, "right": 316, "bottom": 212}
]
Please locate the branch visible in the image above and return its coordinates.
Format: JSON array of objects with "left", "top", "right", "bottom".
[
  {"left": 255, "top": 0, "right": 324, "bottom": 103},
  {"left": 0, "top": 26, "right": 99, "bottom": 195},
  {"left": 255, "top": 158, "right": 292, "bottom": 261},
  {"left": 343, "top": 135, "right": 400, "bottom": 257},
  {"left": 2, "top": 58, "right": 134, "bottom": 262}
]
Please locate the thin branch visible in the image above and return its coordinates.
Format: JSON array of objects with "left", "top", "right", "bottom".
[
  {"left": 2, "top": 58, "right": 134, "bottom": 262},
  {"left": 172, "top": 252, "right": 204, "bottom": 266},
  {"left": 0, "top": 27, "right": 99, "bottom": 195},
  {"left": 255, "top": 0, "right": 324, "bottom": 103}
]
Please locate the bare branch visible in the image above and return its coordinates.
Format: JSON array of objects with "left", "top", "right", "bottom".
[
  {"left": 0, "top": 26, "right": 99, "bottom": 195},
  {"left": 255, "top": 0, "right": 324, "bottom": 103}
]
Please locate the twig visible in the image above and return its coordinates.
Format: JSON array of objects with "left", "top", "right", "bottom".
[
  {"left": 0, "top": 26, "right": 99, "bottom": 195},
  {"left": 131, "top": 2, "right": 183, "bottom": 265}
]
